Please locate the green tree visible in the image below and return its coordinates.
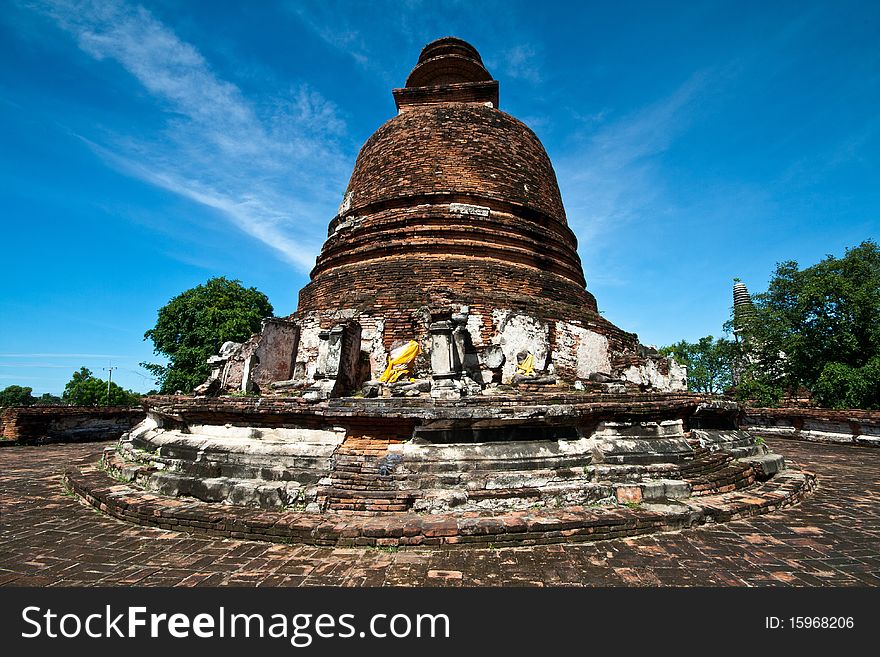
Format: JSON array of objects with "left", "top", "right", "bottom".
[
  {"left": 812, "top": 357, "right": 880, "bottom": 410},
  {"left": 34, "top": 392, "right": 63, "bottom": 405},
  {"left": 0, "top": 385, "right": 36, "bottom": 407},
  {"left": 142, "top": 277, "right": 273, "bottom": 393},
  {"left": 62, "top": 367, "right": 141, "bottom": 406},
  {"left": 733, "top": 372, "right": 783, "bottom": 408},
  {"left": 659, "top": 336, "right": 735, "bottom": 394},
  {"left": 737, "top": 240, "right": 880, "bottom": 408}
]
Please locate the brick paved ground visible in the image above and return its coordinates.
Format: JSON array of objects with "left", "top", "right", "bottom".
[{"left": 1, "top": 438, "right": 878, "bottom": 586}]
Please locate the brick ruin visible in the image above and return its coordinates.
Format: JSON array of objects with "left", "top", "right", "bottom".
[
  {"left": 112, "top": 393, "right": 791, "bottom": 515},
  {"left": 204, "top": 37, "right": 686, "bottom": 399},
  {"left": 742, "top": 407, "right": 880, "bottom": 447},
  {"left": 88, "top": 38, "right": 810, "bottom": 539},
  {"left": 0, "top": 405, "right": 145, "bottom": 445}
]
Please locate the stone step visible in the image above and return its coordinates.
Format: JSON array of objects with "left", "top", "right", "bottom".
[
  {"left": 64, "top": 462, "right": 818, "bottom": 547},
  {"left": 686, "top": 463, "right": 756, "bottom": 496},
  {"left": 679, "top": 452, "right": 732, "bottom": 477},
  {"left": 740, "top": 453, "right": 785, "bottom": 479}
]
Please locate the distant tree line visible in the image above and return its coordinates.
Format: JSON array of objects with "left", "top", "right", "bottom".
[
  {"left": 660, "top": 240, "right": 880, "bottom": 409},
  {"left": 0, "top": 367, "right": 142, "bottom": 408},
  {"left": 0, "top": 385, "right": 61, "bottom": 407}
]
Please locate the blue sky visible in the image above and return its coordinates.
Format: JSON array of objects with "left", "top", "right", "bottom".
[{"left": 1, "top": 0, "right": 878, "bottom": 395}]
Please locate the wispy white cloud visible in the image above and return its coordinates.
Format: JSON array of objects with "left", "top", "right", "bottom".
[
  {"left": 0, "top": 353, "right": 125, "bottom": 358},
  {"left": 289, "top": 0, "right": 512, "bottom": 84},
  {"left": 25, "top": 0, "right": 351, "bottom": 270},
  {"left": 78, "top": 134, "right": 325, "bottom": 271},
  {"left": 0, "top": 375, "right": 59, "bottom": 381},
  {"left": 556, "top": 72, "right": 709, "bottom": 281},
  {"left": 488, "top": 44, "right": 542, "bottom": 85},
  {"left": 287, "top": 0, "right": 406, "bottom": 85}
]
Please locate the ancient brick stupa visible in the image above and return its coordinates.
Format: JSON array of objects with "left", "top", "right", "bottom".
[
  {"left": 207, "top": 37, "right": 686, "bottom": 398},
  {"left": 98, "top": 38, "right": 807, "bottom": 542}
]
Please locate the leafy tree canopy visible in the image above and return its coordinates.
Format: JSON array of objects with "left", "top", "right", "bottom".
[
  {"left": 61, "top": 367, "right": 141, "bottom": 406},
  {"left": 142, "top": 277, "right": 273, "bottom": 393},
  {"left": 812, "top": 357, "right": 880, "bottom": 410},
  {"left": 733, "top": 373, "right": 783, "bottom": 408},
  {"left": 0, "top": 385, "right": 36, "bottom": 407},
  {"left": 736, "top": 240, "right": 880, "bottom": 409},
  {"left": 659, "top": 336, "right": 735, "bottom": 394}
]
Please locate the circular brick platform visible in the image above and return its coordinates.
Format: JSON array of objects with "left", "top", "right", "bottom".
[
  {"left": 111, "top": 394, "right": 790, "bottom": 515},
  {"left": 63, "top": 452, "right": 815, "bottom": 548},
  {"left": 3, "top": 438, "right": 880, "bottom": 586}
]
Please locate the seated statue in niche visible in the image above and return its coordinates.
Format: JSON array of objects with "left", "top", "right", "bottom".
[{"left": 512, "top": 350, "right": 557, "bottom": 385}]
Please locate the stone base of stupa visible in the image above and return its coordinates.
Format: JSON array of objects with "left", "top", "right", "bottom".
[{"left": 62, "top": 391, "right": 814, "bottom": 547}]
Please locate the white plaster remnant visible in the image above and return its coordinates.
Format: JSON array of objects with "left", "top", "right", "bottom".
[
  {"left": 466, "top": 313, "right": 485, "bottom": 346},
  {"left": 358, "top": 315, "right": 387, "bottom": 379},
  {"left": 338, "top": 191, "right": 352, "bottom": 215},
  {"left": 479, "top": 345, "right": 505, "bottom": 369},
  {"left": 552, "top": 321, "right": 611, "bottom": 378},
  {"left": 295, "top": 313, "right": 323, "bottom": 381},
  {"left": 241, "top": 354, "right": 257, "bottom": 392},
  {"left": 668, "top": 357, "right": 688, "bottom": 391},
  {"left": 492, "top": 310, "right": 549, "bottom": 381},
  {"left": 332, "top": 215, "right": 362, "bottom": 234},
  {"left": 449, "top": 203, "right": 490, "bottom": 217},
  {"left": 622, "top": 357, "right": 687, "bottom": 392},
  {"left": 186, "top": 425, "right": 346, "bottom": 443}
]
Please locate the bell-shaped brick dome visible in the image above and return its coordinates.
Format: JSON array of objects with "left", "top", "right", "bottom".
[{"left": 297, "top": 38, "right": 633, "bottom": 353}]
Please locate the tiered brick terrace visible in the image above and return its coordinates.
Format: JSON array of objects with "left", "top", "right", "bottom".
[{"left": 0, "top": 437, "right": 875, "bottom": 586}]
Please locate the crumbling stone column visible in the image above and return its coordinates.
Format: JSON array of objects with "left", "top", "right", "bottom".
[
  {"left": 304, "top": 322, "right": 362, "bottom": 399},
  {"left": 252, "top": 319, "right": 300, "bottom": 387},
  {"left": 325, "top": 325, "right": 345, "bottom": 379},
  {"left": 430, "top": 320, "right": 460, "bottom": 399},
  {"left": 314, "top": 329, "right": 332, "bottom": 380},
  {"left": 241, "top": 354, "right": 258, "bottom": 393}
]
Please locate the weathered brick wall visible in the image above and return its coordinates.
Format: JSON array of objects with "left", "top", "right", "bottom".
[
  {"left": 405, "top": 38, "right": 492, "bottom": 86},
  {"left": 394, "top": 81, "right": 499, "bottom": 109},
  {"left": 299, "top": 255, "right": 610, "bottom": 339},
  {"left": 341, "top": 103, "right": 567, "bottom": 224},
  {"left": 144, "top": 392, "right": 709, "bottom": 427},
  {"left": 0, "top": 406, "right": 145, "bottom": 444},
  {"left": 743, "top": 407, "right": 880, "bottom": 447},
  {"left": 318, "top": 205, "right": 584, "bottom": 285},
  {"left": 393, "top": 37, "right": 499, "bottom": 107}
]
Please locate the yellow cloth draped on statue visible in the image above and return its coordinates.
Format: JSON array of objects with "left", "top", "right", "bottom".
[
  {"left": 516, "top": 353, "right": 536, "bottom": 377},
  {"left": 378, "top": 340, "right": 422, "bottom": 384}
]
